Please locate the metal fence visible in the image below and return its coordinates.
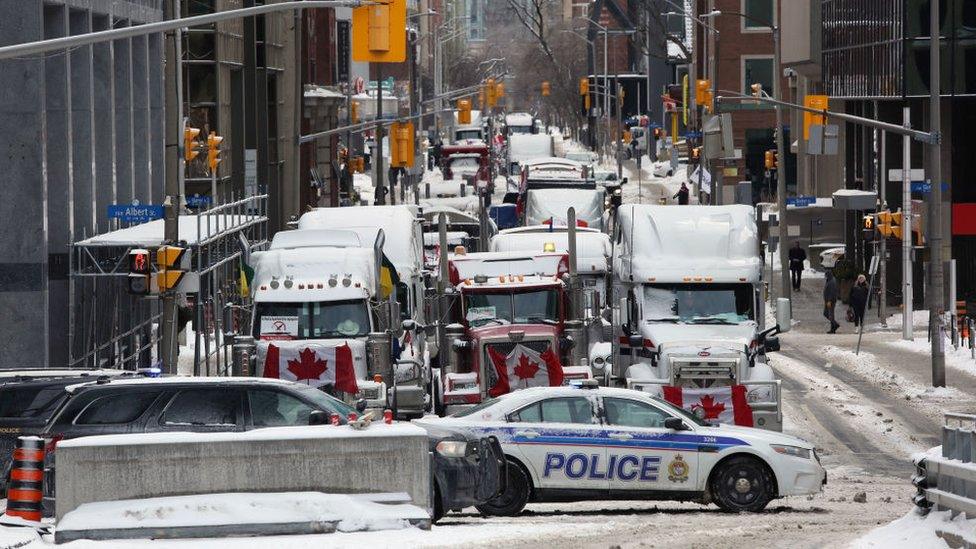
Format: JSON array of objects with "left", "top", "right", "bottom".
[{"left": 914, "top": 412, "right": 976, "bottom": 545}]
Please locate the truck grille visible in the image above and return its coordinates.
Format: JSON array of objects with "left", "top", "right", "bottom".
[{"left": 671, "top": 358, "right": 738, "bottom": 388}]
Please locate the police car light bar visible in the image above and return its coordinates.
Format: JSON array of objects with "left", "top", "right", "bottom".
[{"left": 569, "top": 379, "right": 599, "bottom": 389}]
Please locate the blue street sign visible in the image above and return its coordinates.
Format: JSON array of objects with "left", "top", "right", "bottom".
[
  {"left": 186, "top": 194, "right": 212, "bottom": 208},
  {"left": 108, "top": 204, "right": 164, "bottom": 224},
  {"left": 787, "top": 195, "right": 816, "bottom": 207},
  {"left": 684, "top": 131, "right": 703, "bottom": 139},
  {"left": 910, "top": 181, "right": 949, "bottom": 194}
]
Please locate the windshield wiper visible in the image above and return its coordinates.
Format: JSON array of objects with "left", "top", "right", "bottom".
[{"left": 689, "top": 316, "right": 735, "bottom": 325}]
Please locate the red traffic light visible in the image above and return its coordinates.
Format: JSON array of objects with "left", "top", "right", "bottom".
[{"left": 129, "top": 249, "right": 151, "bottom": 274}]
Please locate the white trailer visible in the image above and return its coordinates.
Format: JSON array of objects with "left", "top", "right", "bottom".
[
  {"left": 524, "top": 188, "right": 606, "bottom": 232},
  {"left": 507, "top": 134, "right": 554, "bottom": 176},
  {"left": 611, "top": 205, "right": 789, "bottom": 431}
]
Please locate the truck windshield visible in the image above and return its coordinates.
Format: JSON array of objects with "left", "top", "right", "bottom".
[
  {"left": 448, "top": 157, "right": 480, "bottom": 170},
  {"left": 508, "top": 126, "right": 533, "bottom": 135},
  {"left": 642, "top": 283, "right": 753, "bottom": 324},
  {"left": 254, "top": 299, "right": 371, "bottom": 340},
  {"left": 464, "top": 289, "right": 559, "bottom": 327},
  {"left": 456, "top": 130, "right": 482, "bottom": 141}
]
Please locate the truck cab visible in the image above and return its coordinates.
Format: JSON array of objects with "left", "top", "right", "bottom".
[
  {"left": 611, "top": 205, "right": 787, "bottom": 431},
  {"left": 438, "top": 251, "right": 592, "bottom": 413},
  {"left": 441, "top": 144, "right": 490, "bottom": 185}
]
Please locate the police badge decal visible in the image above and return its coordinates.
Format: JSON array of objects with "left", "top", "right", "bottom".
[{"left": 668, "top": 454, "right": 690, "bottom": 482}]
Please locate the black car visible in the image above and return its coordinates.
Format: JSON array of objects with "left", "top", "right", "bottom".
[
  {"left": 38, "top": 377, "right": 503, "bottom": 521},
  {"left": 0, "top": 371, "right": 137, "bottom": 496}
]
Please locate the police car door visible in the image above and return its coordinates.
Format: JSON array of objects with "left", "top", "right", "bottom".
[
  {"left": 601, "top": 396, "right": 699, "bottom": 493},
  {"left": 506, "top": 395, "right": 608, "bottom": 492}
]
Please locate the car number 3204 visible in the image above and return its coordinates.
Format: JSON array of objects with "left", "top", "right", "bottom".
[{"left": 543, "top": 453, "right": 661, "bottom": 482}]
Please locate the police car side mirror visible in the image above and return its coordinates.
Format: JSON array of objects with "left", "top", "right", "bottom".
[
  {"left": 664, "top": 417, "right": 688, "bottom": 431},
  {"left": 308, "top": 410, "right": 330, "bottom": 426}
]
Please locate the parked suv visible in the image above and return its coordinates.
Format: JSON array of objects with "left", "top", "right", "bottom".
[
  {"left": 0, "top": 370, "right": 136, "bottom": 496},
  {"left": 38, "top": 377, "right": 503, "bottom": 521}
]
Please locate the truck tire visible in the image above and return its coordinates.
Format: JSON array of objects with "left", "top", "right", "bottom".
[
  {"left": 476, "top": 459, "right": 530, "bottom": 517},
  {"left": 710, "top": 455, "right": 774, "bottom": 513}
]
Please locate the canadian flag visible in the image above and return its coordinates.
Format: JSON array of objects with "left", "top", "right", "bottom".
[
  {"left": 662, "top": 385, "right": 754, "bottom": 427},
  {"left": 263, "top": 343, "right": 359, "bottom": 394},
  {"left": 487, "top": 343, "right": 564, "bottom": 397}
]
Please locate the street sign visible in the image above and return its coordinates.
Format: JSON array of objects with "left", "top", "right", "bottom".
[
  {"left": 910, "top": 181, "right": 931, "bottom": 193},
  {"left": 108, "top": 204, "right": 164, "bottom": 224},
  {"left": 869, "top": 254, "right": 880, "bottom": 276},
  {"left": 786, "top": 195, "right": 816, "bottom": 208},
  {"left": 186, "top": 195, "right": 212, "bottom": 208},
  {"left": 888, "top": 168, "right": 924, "bottom": 181}
]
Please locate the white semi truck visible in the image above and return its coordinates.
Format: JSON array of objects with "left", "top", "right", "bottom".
[{"left": 611, "top": 205, "right": 789, "bottom": 431}]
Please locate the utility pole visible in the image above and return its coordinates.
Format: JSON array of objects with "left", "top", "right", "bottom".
[
  {"left": 161, "top": 0, "right": 183, "bottom": 374},
  {"left": 375, "top": 65, "right": 387, "bottom": 205},
  {"left": 774, "top": 23, "right": 789, "bottom": 304},
  {"left": 903, "top": 106, "right": 913, "bottom": 341},
  {"left": 929, "top": 0, "right": 946, "bottom": 386},
  {"left": 879, "top": 130, "right": 887, "bottom": 325}
]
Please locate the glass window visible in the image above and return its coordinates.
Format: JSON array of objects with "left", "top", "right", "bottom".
[
  {"left": 248, "top": 390, "right": 317, "bottom": 427},
  {"left": 604, "top": 397, "right": 670, "bottom": 428},
  {"left": 743, "top": 57, "right": 774, "bottom": 96},
  {"left": 75, "top": 392, "right": 161, "bottom": 425},
  {"left": 743, "top": 0, "right": 774, "bottom": 29},
  {"left": 254, "top": 299, "right": 371, "bottom": 340},
  {"left": 455, "top": 130, "right": 482, "bottom": 141},
  {"left": 449, "top": 157, "right": 481, "bottom": 169},
  {"left": 0, "top": 386, "right": 69, "bottom": 420},
  {"left": 464, "top": 289, "right": 559, "bottom": 327},
  {"left": 642, "top": 283, "right": 754, "bottom": 324},
  {"left": 161, "top": 389, "right": 241, "bottom": 427},
  {"left": 512, "top": 397, "right": 593, "bottom": 424},
  {"left": 465, "top": 292, "right": 514, "bottom": 326},
  {"left": 513, "top": 290, "right": 559, "bottom": 324}
]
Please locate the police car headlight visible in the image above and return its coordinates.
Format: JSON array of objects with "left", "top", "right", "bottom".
[
  {"left": 771, "top": 444, "right": 812, "bottom": 460},
  {"left": 435, "top": 440, "right": 468, "bottom": 458}
]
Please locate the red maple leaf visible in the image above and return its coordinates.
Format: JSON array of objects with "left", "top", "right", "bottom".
[
  {"left": 694, "top": 394, "right": 726, "bottom": 420},
  {"left": 513, "top": 353, "right": 540, "bottom": 380},
  {"left": 287, "top": 348, "right": 329, "bottom": 381}
]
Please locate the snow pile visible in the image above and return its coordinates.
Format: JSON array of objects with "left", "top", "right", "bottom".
[
  {"left": 57, "top": 492, "right": 427, "bottom": 534},
  {"left": 849, "top": 508, "right": 975, "bottom": 548},
  {"left": 0, "top": 523, "right": 39, "bottom": 546},
  {"left": 887, "top": 337, "right": 976, "bottom": 376}
]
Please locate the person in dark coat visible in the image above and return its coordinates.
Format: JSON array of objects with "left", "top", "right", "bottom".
[
  {"left": 673, "top": 182, "right": 690, "bottom": 205},
  {"left": 788, "top": 242, "right": 808, "bottom": 290},
  {"left": 849, "top": 274, "right": 869, "bottom": 327},
  {"left": 823, "top": 269, "right": 841, "bottom": 333}
]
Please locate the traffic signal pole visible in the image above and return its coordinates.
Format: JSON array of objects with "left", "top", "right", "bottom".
[
  {"left": 162, "top": 0, "right": 184, "bottom": 374},
  {"left": 903, "top": 106, "right": 913, "bottom": 341},
  {"left": 929, "top": 0, "right": 946, "bottom": 386}
]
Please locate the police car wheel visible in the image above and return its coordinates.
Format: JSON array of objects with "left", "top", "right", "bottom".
[
  {"left": 710, "top": 456, "right": 773, "bottom": 513},
  {"left": 476, "top": 460, "right": 530, "bottom": 517}
]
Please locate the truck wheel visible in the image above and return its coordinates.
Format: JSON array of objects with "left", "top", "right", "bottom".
[
  {"left": 710, "top": 456, "right": 774, "bottom": 513},
  {"left": 476, "top": 460, "right": 530, "bottom": 517}
]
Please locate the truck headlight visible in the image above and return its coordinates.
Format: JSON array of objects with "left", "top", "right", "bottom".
[
  {"left": 435, "top": 440, "right": 468, "bottom": 458},
  {"left": 771, "top": 444, "right": 812, "bottom": 460},
  {"left": 592, "top": 356, "right": 606, "bottom": 370}
]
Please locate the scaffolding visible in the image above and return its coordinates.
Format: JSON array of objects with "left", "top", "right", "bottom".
[{"left": 70, "top": 195, "right": 268, "bottom": 372}]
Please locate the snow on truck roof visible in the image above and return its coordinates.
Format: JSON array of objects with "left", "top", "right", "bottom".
[
  {"left": 298, "top": 206, "right": 422, "bottom": 276},
  {"left": 490, "top": 229, "right": 611, "bottom": 273},
  {"left": 525, "top": 188, "right": 605, "bottom": 228},
  {"left": 614, "top": 204, "right": 762, "bottom": 283},
  {"left": 251, "top": 245, "right": 376, "bottom": 302},
  {"left": 450, "top": 251, "right": 567, "bottom": 283},
  {"left": 270, "top": 229, "right": 363, "bottom": 250},
  {"left": 505, "top": 112, "right": 534, "bottom": 125}
]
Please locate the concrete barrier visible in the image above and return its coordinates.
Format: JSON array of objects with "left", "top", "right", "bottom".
[{"left": 54, "top": 423, "right": 430, "bottom": 522}]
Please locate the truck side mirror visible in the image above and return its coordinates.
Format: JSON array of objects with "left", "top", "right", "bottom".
[
  {"left": 401, "top": 319, "right": 417, "bottom": 332},
  {"left": 775, "top": 298, "right": 792, "bottom": 333},
  {"left": 618, "top": 297, "right": 631, "bottom": 330},
  {"left": 764, "top": 336, "right": 780, "bottom": 353}
]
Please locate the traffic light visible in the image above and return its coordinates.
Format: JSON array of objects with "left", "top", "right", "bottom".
[
  {"left": 764, "top": 150, "right": 778, "bottom": 170},
  {"left": 541, "top": 81, "right": 550, "bottom": 96},
  {"left": 156, "top": 245, "right": 189, "bottom": 293},
  {"left": 184, "top": 126, "right": 201, "bottom": 163},
  {"left": 350, "top": 100, "right": 360, "bottom": 124},
  {"left": 695, "top": 79, "right": 711, "bottom": 107},
  {"left": 495, "top": 82, "right": 505, "bottom": 99},
  {"left": 863, "top": 214, "right": 874, "bottom": 230},
  {"left": 691, "top": 147, "right": 701, "bottom": 162},
  {"left": 206, "top": 131, "right": 223, "bottom": 173},
  {"left": 579, "top": 77, "right": 589, "bottom": 96},
  {"left": 457, "top": 99, "right": 472, "bottom": 125},
  {"left": 127, "top": 249, "right": 152, "bottom": 296},
  {"left": 877, "top": 210, "right": 905, "bottom": 240},
  {"left": 803, "top": 94, "right": 829, "bottom": 140},
  {"left": 750, "top": 83, "right": 764, "bottom": 98},
  {"left": 390, "top": 121, "right": 414, "bottom": 168},
  {"left": 351, "top": 0, "right": 407, "bottom": 63},
  {"left": 485, "top": 78, "right": 497, "bottom": 108}
]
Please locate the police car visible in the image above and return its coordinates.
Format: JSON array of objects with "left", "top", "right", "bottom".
[{"left": 416, "top": 382, "right": 825, "bottom": 515}]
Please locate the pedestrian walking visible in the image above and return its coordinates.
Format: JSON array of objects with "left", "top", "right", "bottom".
[
  {"left": 849, "top": 274, "right": 869, "bottom": 327},
  {"left": 673, "top": 182, "right": 690, "bottom": 205},
  {"left": 823, "top": 269, "right": 841, "bottom": 333},
  {"left": 788, "top": 242, "right": 808, "bottom": 290}
]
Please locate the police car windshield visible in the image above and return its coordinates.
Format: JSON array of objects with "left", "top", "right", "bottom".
[
  {"left": 450, "top": 397, "right": 500, "bottom": 418},
  {"left": 650, "top": 395, "right": 710, "bottom": 427},
  {"left": 642, "top": 284, "right": 753, "bottom": 324},
  {"left": 254, "top": 300, "right": 371, "bottom": 340}
]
